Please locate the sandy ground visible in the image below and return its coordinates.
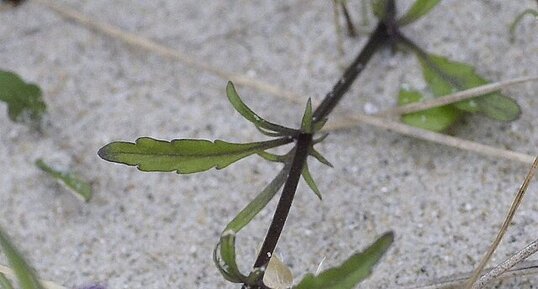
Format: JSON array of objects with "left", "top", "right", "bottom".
[{"left": 1, "top": 0, "right": 537, "bottom": 288}]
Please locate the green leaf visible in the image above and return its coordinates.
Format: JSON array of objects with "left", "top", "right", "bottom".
[
  {"left": 226, "top": 81, "right": 297, "bottom": 136},
  {"left": 294, "top": 232, "right": 394, "bottom": 289},
  {"left": 0, "top": 227, "right": 44, "bottom": 289},
  {"left": 398, "top": 89, "right": 460, "bottom": 132},
  {"left": 0, "top": 71, "right": 46, "bottom": 127},
  {"left": 418, "top": 54, "right": 521, "bottom": 121},
  {"left": 396, "top": 0, "right": 441, "bottom": 26},
  {"left": 214, "top": 231, "right": 245, "bottom": 283},
  {"left": 301, "top": 98, "right": 313, "bottom": 133},
  {"left": 35, "top": 159, "right": 93, "bottom": 202},
  {"left": 0, "top": 273, "right": 15, "bottom": 289},
  {"left": 213, "top": 166, "right": 289, "bottom": 283},
  {"left": 302, "top": 162, "right": 322, "bottom": 200},
  {"left": 98, "top": 137, "right": 292, "bottom": 174}
]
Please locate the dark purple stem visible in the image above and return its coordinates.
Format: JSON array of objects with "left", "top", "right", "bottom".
[{"left": 244, "top": 2, "right": 398, "bottom": 288}]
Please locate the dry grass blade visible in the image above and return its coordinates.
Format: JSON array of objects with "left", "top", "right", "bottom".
[
  {"left": 0, "top": 265, "right": 66, "bottom": 289},
  {"left": 33, "top": 0, "right": 302, "bottom": 102},
  {"left": 377, "top": 76, "right": 538, "bottom": 117},
  {"left": 324, "top": 114, "right": 535, "bottom": 165},
  {"left": 398, "top": 260, "right": 538, "bottom": 289},
  {"left": 462, "top": 156, "right": 538, "bottom": 289},
  {"left": 473, "top": 238, "right": 538, "bottom": 289},
  {"left": 36, "top": 0, "right": 536, "bottom": 167}
]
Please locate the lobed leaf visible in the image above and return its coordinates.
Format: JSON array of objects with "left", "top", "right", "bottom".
[
  {"left": 0, "top": 227, "right": 44, "bottom": 289},
  {"left": 0, "top": 71, "right": 46, "bottom": 127},
  {"left": 226, "top": 81, "right": 297, "bottom": 136},
  {"left": 419, "top": 54, "right": 521, "bottom": 121},
  {"left": 293, "top": 232, "right": 394, "bottom": 289},
  {"left": 98, "top": 137, "right": 292, "bottom": 174},
  {"left": 35, "top": 159, "right": 92, "bottom": 202},
  {"left": 398, "top": 89, "right": 460, "bottom": 132},
  {"left": 397, "top": 0, "right": 441, "bottom": 26}
]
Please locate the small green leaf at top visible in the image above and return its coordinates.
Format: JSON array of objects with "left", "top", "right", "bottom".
[
  {"left": 398, "top": 89, "right": 460, "bottom": 132},
  {"left": 0, "top": 70, "right": 46, "bottom": 127},
  {"left": 301, "top": 98, "right": 313, "bottom": 133},
  {"left": 226, "top": 81, "right": 297, "bottom": 136},
  {"left": 371, "top": 0, "right": 389, "bottom": 20},
  {"left": 98, "top": 137, "right": 292, "bottom": 174},
  {"left": 0, "top": 226, "right": 45, "bottom": 289},
  {"left": 293, "top": 232, "right": 394, "bottom": 289},
  {"left": 418, "top": 54, "right": 521, "bottom": 121},
  {"left": 35, "top": 159, "right": 93, "bottom": 202},
  {"left": 396, "top": 0, "right": 441, "bottom": 26}
]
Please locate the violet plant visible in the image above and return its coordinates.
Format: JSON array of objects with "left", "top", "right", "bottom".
[
  {"left": 96, "top": 1, "right": 521, "bottom": 288},
  {"left": 0, "top": 1, "right": 527, "bottom": 289}
]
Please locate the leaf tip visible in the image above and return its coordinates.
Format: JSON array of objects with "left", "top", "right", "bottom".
[
  {"left": 226, "top": 81, "right": 236, "bottom": 94},
  {"left": 34, "top": 158, "right": 45, "bottom": 168},
  {"left": 97, "top": 144, "right": 110, "bottom": 161},
  {"left": 378, "top": 231, "right": 395, "bottom": 249}
]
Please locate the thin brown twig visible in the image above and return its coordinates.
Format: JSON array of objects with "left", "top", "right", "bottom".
[
  {"left": 463, "top": 156, "right": 538, "bottom": 289},
  {"left": 36, "top": 0, "right": 536, "bottom": 166},
  {"left": 377, "top": 76, "right": 538, "bottom": 117}
]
